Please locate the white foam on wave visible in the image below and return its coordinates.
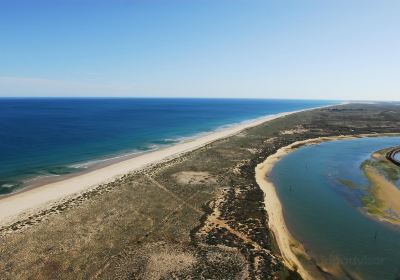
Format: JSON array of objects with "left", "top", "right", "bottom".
[
  {"left": 69, "top": 150, "right": 144, "bottom": 169},
  {"left": 64, "top": 114, "right": 276, "bottom": 171},
  {"left": 24, "top": 174, "right": 61, "bottom": 184}
]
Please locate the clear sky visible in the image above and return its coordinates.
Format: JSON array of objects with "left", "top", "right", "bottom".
[{"left": 0, "top": 0, "right": 399, "bottom": 100}]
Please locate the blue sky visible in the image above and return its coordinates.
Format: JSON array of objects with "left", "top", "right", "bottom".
[{"left": 0, "top": 0, "right": 399, "bottom": 100}]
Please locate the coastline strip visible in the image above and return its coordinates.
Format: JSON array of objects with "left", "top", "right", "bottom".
[
  {"left": 256, "top": 144, "right": 314, "bottom": 280},
  {"left": 0, "top": 108, "right": 326, "bottom": 227}
]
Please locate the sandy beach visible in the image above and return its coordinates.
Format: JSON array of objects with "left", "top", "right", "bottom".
[
  {"left": 255, "top": 143, "right": 315, "bottom": 280},
  {"left": 362, "top": 149, "right": 400, "bottom": 225},
  {"left": 364, "top": 166, "right": 400, "bottom": 222},
  {"left": 0, "top": 108, "right": 319, "bottom": 227},
  {"left": 255, "top": 133, "right": 400, "bottom": 280}
]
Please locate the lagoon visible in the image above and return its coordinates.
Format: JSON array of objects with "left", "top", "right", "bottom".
[{"left": 270, "top": 136, "right": 400, "bottom": 279}]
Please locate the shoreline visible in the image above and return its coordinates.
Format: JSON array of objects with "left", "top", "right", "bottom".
[
  {"left": 0, "top": 107, "right": 331, "bottom": 227},
  {"left": 0, "top": 113, "right": 290, "bottom": 198},
  {"left": 255, "top": 133, "right": 400, "bottom": 280},
  {"left": 0, "top": 108, "right": 329, "bottom": 198},
  {"left": 362, "top": 148, "right": 400, "bottom": 225}
]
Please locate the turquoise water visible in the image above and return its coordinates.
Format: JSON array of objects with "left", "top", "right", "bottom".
[
  {"left": 0, "top": 98, "right": 335, "bottom": 195},
  {"left": 271, "top": 137, "right": 400, "bottom": 280}
]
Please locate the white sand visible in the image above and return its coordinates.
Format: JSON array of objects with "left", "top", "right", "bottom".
[
  {"left": 256, "top": 143, "right": 314, "bottom": 280},
  {"left": 0, "top": 108, "right": 322, "bottom": 227}
]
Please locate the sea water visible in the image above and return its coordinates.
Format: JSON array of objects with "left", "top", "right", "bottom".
[{"left": 0, "top": 98, "right": 334, "bottom": 194}]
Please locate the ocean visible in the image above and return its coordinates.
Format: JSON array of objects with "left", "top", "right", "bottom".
[
  {"left": 0, "top": 98, "right": 334, "bottom": 195},
  {"left": 271, "top": 137, "right": 400, "bottom": 280}
]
